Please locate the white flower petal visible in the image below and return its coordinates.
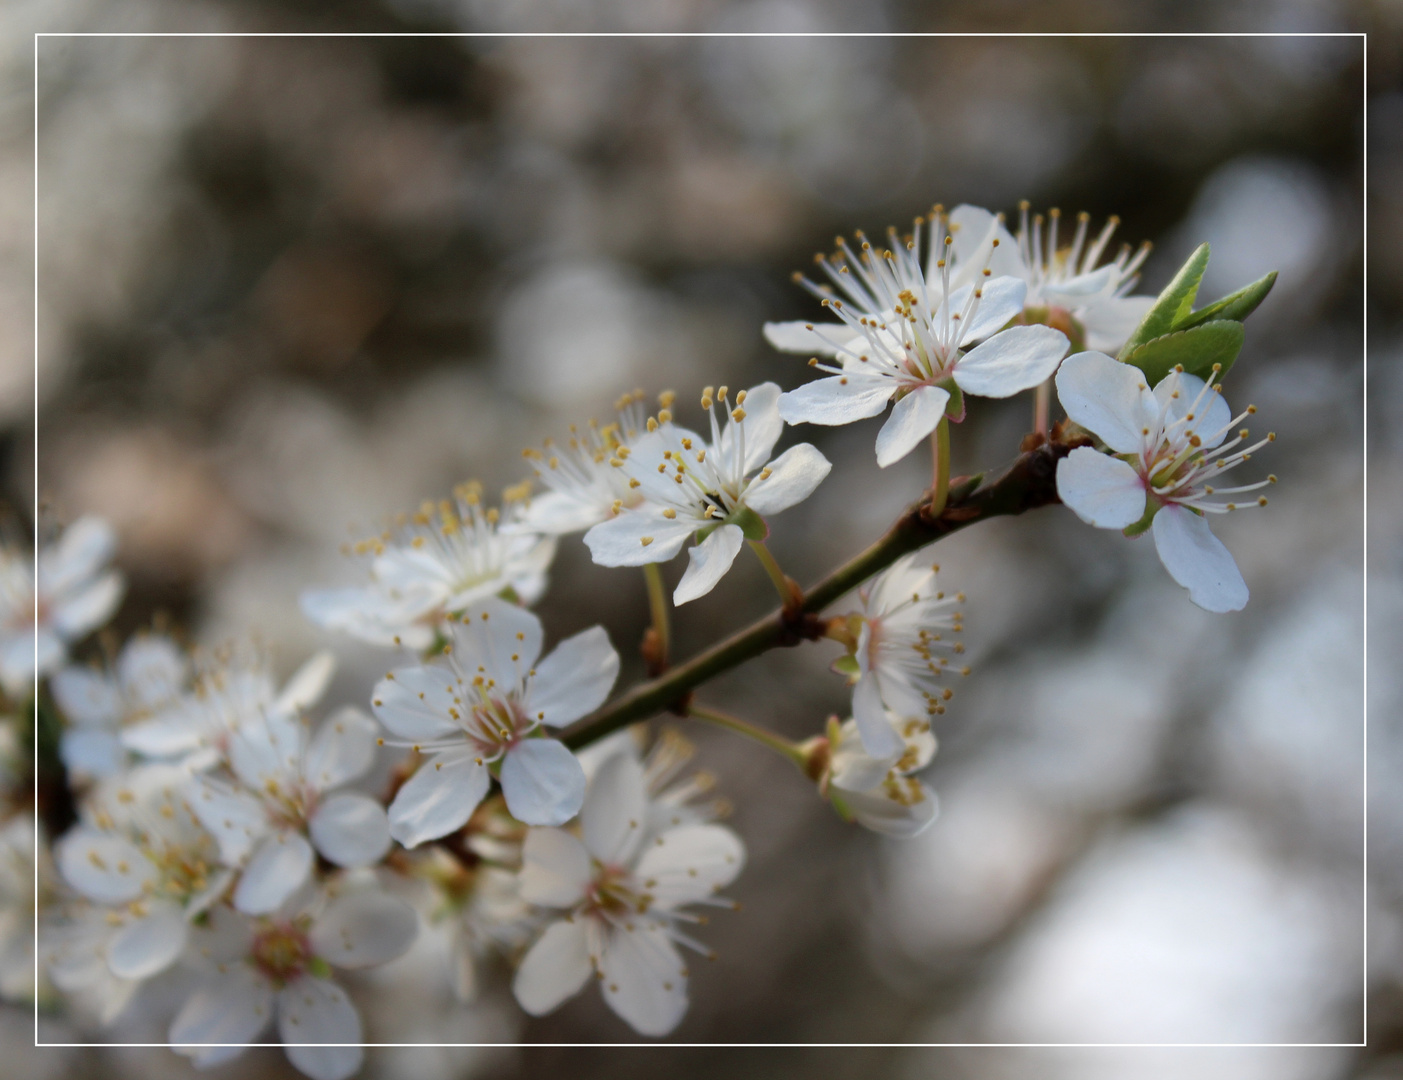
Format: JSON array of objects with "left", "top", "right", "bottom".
[
  {"left": 582, "top": 751, "right": 648, "bottom": 866},
  {"left": 120, "top": 702, "right": 205, "bottom": 757},
  {"left": 60, "top": 730, "right": 125, "bottom": 778},
  {"left": 842, "top": 780, "right": 939, "bottom": 838},
  {"left": 521, "top": 490, "right": 611, "bottom": 536},
  {"left": 518, "top": 827, "right": 593, "bottom": 908},
  {"left": 1054, "top": 350, "right": 1156, "bottom": 454},
  {"left": 583, "top": 511, "right": 696, "bottom": 568},
  {"left": 279, "top": 976, "right": 363, "bottom": 1080},
  {"left": 959, "top": 275, "right": 1027, "bottom": 344},
  {"left": 55, "top": 828, "right": 154, "bottom": 903},
  {"left": 952, "top": 324, "right": 1069, "bottom": 399},
  {"left": 116, "top": 635, "right": 187, "bottom": 708},
  {"left": 1152, "top": 504, "right": 1248, "bottom": 613},
  {"left": 852, "top": 674, "right": 906, "bottom": 760},
  {"left": 39, "top": 516, "right": 116, "bottom": 597},
  {"left": 719, "top": 382, "right": 784, "bottom": 474},
  {"left": 762, "top": 320, "right": 855, "bottom": 357},
  {"left": 598, "top": 920, "right": 689, "bottom": 1037},
  {"left": 371, "top": 664, "right": 461, "bottom": 742},
  {"left": 633, "top": 823, "right": 746, "bottom": 910},
  {"left": 948, "top": 204, "right": 1024, "bottom": 279},
  {"left": 673, "top": 524, "right": 744, "bottom": 605},
  {"left": 1042, "top": 263, "right": 1116, "bottom": 302},
  {"left": 273, "top": 651, "right": 336, "bottom": 718},
  {"left": 829, "top": 719, "right": 900, "bottom": 792},
  {"left": 302, "top": 707, "right": 379, "bottom": 791},
  {"left": 500, "top": 739, "right": 587, "bottom": 826},
  {"left": 875, "top": 385, "right": 950, "bottom": 468},
  {"left": 106, "top": 900, "right": 187, "bottom": 980},
  {"left": 234, "top": 832, "right": 314, "bottom": 915},
  {"left": 777, "top": 374, "right": 893, "bottom": 427},
  {"left": 512, "top": 917, "right": 593, "bottom": 1016},
  {"left": 744, "top": 443, "right": 832, "bottom": 517},
  {"left": 50, "top": 571, "right": 124, "bottom": 641},
  {"left": 186, "top": 778, "right": 269, "bottom": 865},
  {"left": 298, "top": 587, "right": 434, "bottom": 650},
  {"left": 387, "top": 752, "right": 490, "bottom": 848},
  {"left": 451, "top": 594, "right": 545, "bottom": 683},
  {"left": 228, "top": 715, "right": 302, "bottom": 791},
  {"left": 170, "top": 966, "right": 272, "bottom": 1069},
  {"left": 528, "top": 627, "right": 620, "bottom": 728},
  {"left": 309, "top": 890, "right": 418, "bottom": 970},
  {"left": 1056, "top": 447, "right": 1148, "bottom": 529},
  {"left": 308, "top": 792, "right": 392, "bottom": 868},
  {"left": 49, "top": 667, "right": 121, "bottom": 727},
  {"left": 1082, "top": 295, "right": 1155, "bottom": 354}
]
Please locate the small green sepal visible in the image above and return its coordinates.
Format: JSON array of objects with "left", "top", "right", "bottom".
[
  {"left": 830, "top": 654, "right": 860, "bottom": 679},
  {"left": 730, "top": 506, "right": 769, "bottom": 542},
  {"left": 1121, "top": 499, "right": 1159, "bottom": 538}
]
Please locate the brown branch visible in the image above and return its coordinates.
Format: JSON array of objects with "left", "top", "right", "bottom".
[{"left": 561, "top": 436, "right": 1084, "bottom": 751}]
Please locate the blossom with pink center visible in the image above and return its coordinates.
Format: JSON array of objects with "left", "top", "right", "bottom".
[
  {"left": 841, "top": 547, "right": 965, "bottom": 759},
  {"left": 0, "top": 516, "right": 124, "bottom": 695},
  {"left": 948, "top": 202, "right": 1154, "bottom": 354},
  {"left": 371, "top": 596, "right": 619, "bottom": 846},
  {"left": 511, "top": 752, "right": 745, "bottom": 1036},
  {"left": 766, "top": 215, "right": 1069, "bottom": 467},
  {"left": 186, "top": 703, "right": 391, "bottom": 915},
  {"left": 1055, "top": 351, "right": 1276, "bottom": 613},
  {"left": 169, "top": 887, "right": 418, "bottom": 1080}
]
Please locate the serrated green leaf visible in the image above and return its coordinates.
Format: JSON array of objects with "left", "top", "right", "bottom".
[
  {"left": 1171, "top": 270, "right": 1278, "bottom": 331},
  {"left": 1124, "top": 320, "right": 1245, "bottom": 386},
  {"left": 1118, "top": 243, "right": 1210, "bottom": 360}
]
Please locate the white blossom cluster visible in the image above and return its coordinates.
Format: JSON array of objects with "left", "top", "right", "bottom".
[{"left": 0, "top": 200, "right": 1279, "bottom": 1064}]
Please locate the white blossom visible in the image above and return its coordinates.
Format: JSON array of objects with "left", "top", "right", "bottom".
[
  {"left": 301, "top": 483, "right": 556, "bottom": 650},
  {"left": 169, "top": 886, "right": 418, "bottom": 1080},
  {"left": 51, "top": 633, "right": 189, "bottom": 780},
  {"left": 187, "top": 706, "right": 391, "bottom": 915},
  {"left": 0, "top": 517, "right": 124, "bottom": 695},
  {"left": 511, "top": 751, "right": 745, "bottom": 1036},
  {"left": 583, "top": 382, "right": 831, "bottom": 604},
  {"left": 766, "top": 216, "right": 1069, "bottom": 466},
  {"left": 824, "top": 710, "right": 939, "bottom": 838},
  {"left": 49, "top": 765, "right": 232, "bottom": 990},
  {"left": 372, "top": 596, "right": 619, "bottom": 846},
  {"left": 121, "top": 646, "right": 334, "bottom": 767},
  {"left": 1055, "top": 351, "right": 1275, "bottom": 613},
  {"left": 948, "top": 202, "right": 1154, "bottom": 354},
  {"left": 519, "top": 390, "right": 652, "bottom": 535},
  {"left": 0, "top": 813, "right": 44, "bottom": 1002},
  {"left": 842, "top": 548, "right": 965, "bottom": 759}
]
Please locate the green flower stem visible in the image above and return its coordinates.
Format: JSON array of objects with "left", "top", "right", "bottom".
[
  {"left": 686, "top": 702, "right": 805, "bottom": 770},
  {"left": 1034, "top": 381, "right": 1051, "bottom": 439},
  {"left": 929, "top": 416, "right": 951, "bottom": 519},
  {"left": 749, "top": 540, "right": 794, "bottom": 608},
  {"left": 642, "top": 562, "right": 671, "bottom": 664},
  {"left": 561, "top": 438, "right": 1084, "bottom": 752}
]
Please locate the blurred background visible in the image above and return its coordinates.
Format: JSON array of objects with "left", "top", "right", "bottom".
[{"left": 3, "top": 2, "right": 1390, "bottom": 1078}]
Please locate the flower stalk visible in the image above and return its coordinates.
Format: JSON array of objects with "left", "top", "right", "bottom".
[
  {"left": 562, "top": 437, "right": 1084, "bottom": 752},
  {"left": 686, "top": 702, "right": 806, "bottom": 770},
  {"left": 642, "top": 562, "right": 671, "bottom": 674}
]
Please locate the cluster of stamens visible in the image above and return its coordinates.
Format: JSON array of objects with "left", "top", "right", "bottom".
[
  {"left": 794, "top": 206, "right": 1001, "bottom": 388},
  {"left": 1136, "top": 365, "right": 1277, "bottom": 515}
]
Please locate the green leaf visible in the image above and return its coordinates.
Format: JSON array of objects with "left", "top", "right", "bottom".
[
  {"left": 1118, "top": 243, "right": 1210, "bottom": 360},
  {"left": 1171, "top": 271, "right": 1278, "bottom": 331},
  {"left": 1123, "top": 320, "right": 1245, "bottom": 386}
]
